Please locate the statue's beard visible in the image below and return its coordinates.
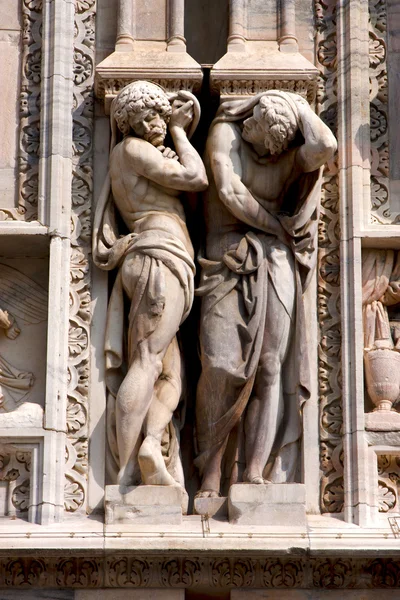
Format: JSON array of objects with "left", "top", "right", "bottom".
[{"left": 144, "top": 122, "right": 167, "bottom": 146}]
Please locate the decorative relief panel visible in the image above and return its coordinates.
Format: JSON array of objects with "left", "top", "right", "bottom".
[
  {"left": 0, "top": 555, "right": 398, "bottom": 589},
  {"left": 0, "top": 443, "right": 31, "bottom": 517},
  {"left": 369, "top": 0, "right": 393, "bottom": 223},
  {"left": 65, "top": 0, "right": 96, "bottom": 514},
  {"left": 1, "top": 0, "right": 43, "bottom": 222},
  {"left": 315, "top": 0, "right": 343, "bottom": 513},
  {"left": 377, "top": 454, "right": 400, "bottom": 513}
]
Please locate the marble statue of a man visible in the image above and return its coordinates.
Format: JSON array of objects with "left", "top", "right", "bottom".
[
  {"left": 93, "top": 81, "right": 207, "bottom": 488},
  {"left": 195, "top": 91, "right": 336, "bottom": 497}
]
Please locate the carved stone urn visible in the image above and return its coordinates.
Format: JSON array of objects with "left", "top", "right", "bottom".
[{"left": 364, "top": 348, "right": 400, "bottom": 411}]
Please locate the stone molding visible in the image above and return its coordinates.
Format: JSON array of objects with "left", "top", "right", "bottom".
[
  {"left": 314, "top": 0, "right": 343, "bottom": 515},
  {"left": 0, "top": 555, "right": 398, "bottom": 589}
]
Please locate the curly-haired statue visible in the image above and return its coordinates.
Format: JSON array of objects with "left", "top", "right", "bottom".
[
  {"left": 195, "top": 90, "right": 337, "bottom": 498},
  {"left": 93, "top": 81, "right": 207, "bottom": 495}
]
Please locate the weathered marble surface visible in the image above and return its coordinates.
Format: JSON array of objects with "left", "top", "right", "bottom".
[
  {"left": 93, "top": 81, "right": 207, "bottom": 491},
  {"left": 0, "top": 0, "right": 21, "bottom": 209},
  {"left": 195, "top": 91, "right": 336, "bottom": 499}
]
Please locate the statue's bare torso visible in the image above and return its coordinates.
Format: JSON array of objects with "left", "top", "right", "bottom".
[
  {"left": 110, "top": 138, "right": 194, "bottom": 259},
  {"left": 205, "top": 122, "right": 299, "bottom": 261}
]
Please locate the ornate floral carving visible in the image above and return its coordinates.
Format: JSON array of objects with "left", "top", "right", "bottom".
[
  {"left": 106, "top": 557, "right": 151, "bottom": 587},
  {"left": 262, "top": 559, "right": 305, "bottom": 588},
  {"left": 0, "top": 0, "right": 43, "bottom": 221},
  {"left": 369, "top": 0, "right": 397, "bottom": 223},
  {"left": 312, "top": 558, "right": 355, "bottom": 588},
  {"left": 56, "top": 558, "right": 101, "bottom": 587},
  {"left": 366, "top": 558, "right": 400, "bottom": 588},
  {"left": 377, "top": 454, "right": 400, "bottom": 512},
  {"left": 65, "top": 0, "right": 96, "bottom": 513},
  {"left": 211, "top": 78, "right": 317, "bottom": 103},
  {"left": 211, "top": 558, "right": 255, "bottom": 587},
  {"left": 4, "top": 558, "right": 48, "bottom": 587},
  {"left": 315, "top": 0, "right": 343, "bottom": 513},
  {"left": 0, "top": 444, "right": 31, "bottom": 516}
]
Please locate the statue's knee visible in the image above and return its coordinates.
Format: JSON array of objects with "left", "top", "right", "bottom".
[{"left": 257, "top": 352, "right": 281, "bottom": 385}]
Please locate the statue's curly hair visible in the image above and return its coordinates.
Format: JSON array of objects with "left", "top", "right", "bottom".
[
  {"left": 113, "top": 81, "right": 172, "bottom": 136},
  {"left": 258, "top": 95, "right": 298, "bottom": 155}
]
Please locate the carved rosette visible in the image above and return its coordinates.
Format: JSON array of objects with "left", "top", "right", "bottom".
[
  {"left": 0, "top": 0, "right": 43, "bottom": 221},
  {"left": 65, "top": 0, "right": 96, "bottom": 514},
  {"left": 315, "top": 0, "right": 343, "bottom": 513},
  {"left": 369, "top": 0, "right": 395, "bottom": 224}
]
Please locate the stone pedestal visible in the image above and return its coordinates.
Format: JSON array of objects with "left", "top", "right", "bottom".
[
  {"left": 194, "top": 496, "right": 228, "bottom": 519},
  {"left": 105, "top": 485, "right": 188, "bottom": 525},
  {"left": 365, "top": 410, "right": 400, "bottom": 431},
  {"left": 228, "top": 484, "right": 306, "bottom": 526}
]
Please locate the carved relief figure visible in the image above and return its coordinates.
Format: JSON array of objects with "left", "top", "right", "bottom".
[
  {"left": 0, "top": 264, "right": 48, "bottom": 406},
  {"left": 362, "top": 250, "right": 400, "bottom": 415},
  {"left": 93, "top": 81, "right": 207, "bottom": 488},
  {"left": 195, "top": 91, "right": 337, "bottom": 497}
]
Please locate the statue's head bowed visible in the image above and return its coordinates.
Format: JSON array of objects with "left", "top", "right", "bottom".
[
  {"left": 256, "top": 93, "right": 299, "bottom": 155},
  {"left": 112, "top": 81, "right": 172, "bottom": 136}
]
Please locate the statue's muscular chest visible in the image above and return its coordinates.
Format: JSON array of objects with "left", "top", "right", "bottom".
[{"left": 239, "top": 144, "right": 295, "bottom": 205}]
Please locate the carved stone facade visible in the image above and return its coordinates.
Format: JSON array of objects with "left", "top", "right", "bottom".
[{"left": 0, "top": 0, "right": 400, "bottom": 597}]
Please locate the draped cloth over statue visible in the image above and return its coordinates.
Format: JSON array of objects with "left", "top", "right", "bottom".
[
  {"left": 195, "top": 93, "right": 322, "bottom": 491},
  {"left": 93, "top": 177, "right": 195, "bottom": 485}
]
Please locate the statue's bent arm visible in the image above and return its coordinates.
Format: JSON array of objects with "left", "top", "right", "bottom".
[
  {"left": 209, "top": 122, "right": 286, "bottom": 239},
  {"left": 124, "top": 135, "right": 208, "bottom": 193},
  {"left": 295, "top": 102, "right": 337, "bottom": 173}
]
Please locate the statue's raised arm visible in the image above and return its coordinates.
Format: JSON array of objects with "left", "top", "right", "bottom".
[
  {"left": 93, "top": 81, "right": 207, "bottom": 492},
  {"left": 195, "top": 91, "right": 336, "bottom": 499}
]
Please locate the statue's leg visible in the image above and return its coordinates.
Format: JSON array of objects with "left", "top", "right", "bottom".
[
  {"left": 196, "top": 287, "right": 244, "bottom": 497},
  {"left": 116, "top": 268, "right": 185, "bottom": 486},
  {"left": 139, "top": 336, "right": 183, "bottom": 486},
  {"left": 244, "top": 282, "right": 292, "bottom": 484}
]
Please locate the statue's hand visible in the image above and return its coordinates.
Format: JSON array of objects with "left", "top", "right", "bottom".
[
  {"left": 169, "top": 100, "right": 194, "bottom": 132},
  {"left": 3, "top": 313, "right": 20, "bottom": 340},
  {"left": 158, "top": 146, "right": 179, "bottom": 161}
]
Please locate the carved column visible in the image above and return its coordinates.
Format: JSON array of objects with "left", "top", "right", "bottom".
[{"left": 116, "top": 0, "right": 135, "bottom": 51}]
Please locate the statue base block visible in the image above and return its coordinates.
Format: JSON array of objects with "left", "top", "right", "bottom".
[
  {"left": 105, "top": 485, "right": 188, "bottom": 525},
  {"left": 228, "top": 483, "right": 306, "bottom": 526},
  {"left": 194, "top": 496, "right": 228, "bottom": 519},
  {"left": 365, "top": 410, "right": 400, "bottom": 431}
]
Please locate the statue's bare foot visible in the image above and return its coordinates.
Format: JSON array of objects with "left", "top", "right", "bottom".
[
  {"left": 138, "top": 436, "right": 177, "bottom": 486},
  {"left": 243, "top": 470, "right": 271, "bottom": 485},
  {"left": 195, "top": 489, "right": 221, "bottom": 499}
]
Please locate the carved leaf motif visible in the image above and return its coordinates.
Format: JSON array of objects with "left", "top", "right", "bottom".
[
  {"left": 12, "top": 479, "right": 30, "bottom": 512},
  {"left": 371, "top": 178, "right": 388, "bottom": 209},
  {"left": 317, "top": 36, "right": 337, "bottom": 69},
  {"left": 313, "top": 558, "right": 354, "bottom": 588},
  {"left": 182, "top": 559, "right": 202, "bottom": 586},
  {"left": 161, "top": 559, "right": 182, "bottom": 587},
  {"left": 128, "top": 559, "right": 150, "bottom": 587},
  {"left": 322, "top": 482, "right": 344, "bottom": 513},
  {"left": 66, "top": 399, "right": 87, "bottom": 433},
  {"left": 73, "top": 49, "right": 92, "bottom": 85},
  {"left": 232, "top": 559, "right": 255, "bottom": 587},
  {"left": 75, "top": 0, "right": 96, "bottom": 12},
  {"left": 69, "top": 325, "right": 88, "bottom": 356},
  {"left": 370, "top": 104, "right": 387, "bottom": 141},
  {"left": 64, "top": 476, "right": 85, "bottom": 511},
  {"left": 369, "top": 32, "right": 386, "bottom": 68},
  {"left": 263, "top": 559, "right": 304, "bottom": 588},
  {"left": 378, "top": 481, "right": 396, "bottom": 512},
  {"left": 56, "top": 558, "right": 100, "bottom": 587},
  {"left": 367, "top": 559, "right": 400, "bottom": 588},
  {"left": 212, "top": 559, "right": 231, "bottom": 587}
]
